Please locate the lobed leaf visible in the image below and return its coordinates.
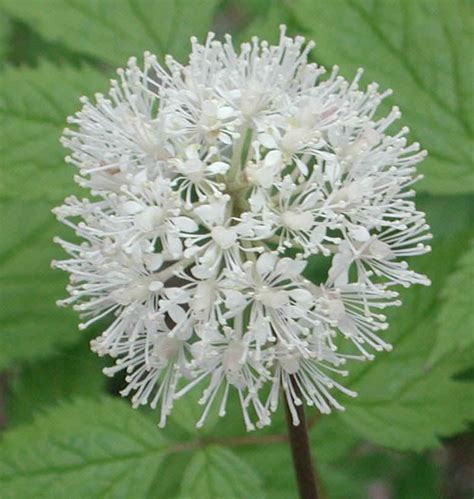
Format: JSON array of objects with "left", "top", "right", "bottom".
[
  {"left": 338, "top": 234, "right": 474, "bottom": 450},
  {"left": 430, "top": 240, "right": 474, "bottom": 362},
  {"left": 6, "top": 339, "right": 108, "bottom": 426},
  {"left": 288, "top": 0, "right": 474, "bottom": 194},
  {"left": 0, "top": 398, "right": 169, "bottom": 499},
  {"left": 0, "top": 0, "right": 219, "bottom": 67},
  {"left": 179, "top": 445, "right": 265, "bottom": 499},
  {"left": 0, "top": 63, "right": 107, "bottom": 368},
  {"left": 0, "top": 201, "right": 80, "bottom": 368},
  {"left": 0, "top": 62, "right": 107, "bottom": 202}
]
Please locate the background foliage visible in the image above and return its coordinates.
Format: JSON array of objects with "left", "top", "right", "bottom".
[{"left": 0, "top": 0, "right": 472, "bottom": 497}]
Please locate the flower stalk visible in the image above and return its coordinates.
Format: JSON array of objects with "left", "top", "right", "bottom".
[{"left": 285, "top": 376, "right": 322, "bottom": 499}]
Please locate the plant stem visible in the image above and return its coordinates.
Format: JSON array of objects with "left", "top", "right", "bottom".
[{"left": 284, "top": 379, "right": 322, "bottom": 499}]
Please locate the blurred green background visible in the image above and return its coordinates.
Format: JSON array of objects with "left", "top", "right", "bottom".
[{"left": 0, "top": 1, "right": 473, "bottom": 498}]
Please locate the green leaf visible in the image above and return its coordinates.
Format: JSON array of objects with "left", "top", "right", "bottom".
[
  {"left": 0, "top": 62, "right": 107, "bottom": 202},
  {"left": 310, "top": 415, "right": 361, "bottom": 462},
  {"left": 167, "top": 382, "right": 220, "bottom": 436},
  {"left": 289, "top": 0, "right": 474, "bottom": 194},
  {"left": 235, "top": 443, "right": 296, "bottom": 499},
  {"left": 0, "top": 13, "right": 12, "bottom": 67},
  {"left": 235, "top": 416, "right": 368, "bottom": 499},
  {"left": 146, "top": 452, "right": 192, "bottom": 499},
  {"left": 6, "top": 339, "right": 108, "bottom": 426},
  {"left": 237, "top": 416, "right": 444, "bottom": 499},
  {"left": 430, "top": 240, "right": 474, "bottom": 362},
  {"left": 235, "top": 0, "right": 292, "bottom": 44},
  {"left": 0, "top": 201, "right": 80, "bottom": 369},
  {"left": 311, "top": 417, "right": 365, "bottom": 499},
  {"left": 4, "top": 17, "right": 99, "bottom": 69},
  {"left": 418, "top": 194, "right": 474, "bottom": 239},
  {"left": 337, "top": 235, "right": 474, "bottom": 451},
  {"left": 180, "top": 445, "right": 266, "bottom": 499},
  {"left": 0, "top": 63, "right": 108, "bottom": 369},
  {"left": 232, "top": 416, "right": 363, "bottom": 499},
  {"left": 0, "top": 0, "right": 219, "bottom": 67},
  {"left": 0, "top": 398, "right": 169, "bottom": 499}
]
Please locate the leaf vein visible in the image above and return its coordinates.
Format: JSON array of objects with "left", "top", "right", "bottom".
[{"left": 344, "top": 0, "right": 472, "bottom": 137}]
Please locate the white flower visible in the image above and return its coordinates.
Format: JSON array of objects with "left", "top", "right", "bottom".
[
  {"left": 170, "top": 144, "right": 229, "bottom": 205},
  {"left": 100, "top": 313, "right": 190, "bottom": 427},
  {"left": 53, "top": 26, "right": 431, "bottom": 429}
]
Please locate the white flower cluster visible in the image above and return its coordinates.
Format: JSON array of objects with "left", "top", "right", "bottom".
[{"left": 53, "top": 27, "right": 431, "bottom": 429}]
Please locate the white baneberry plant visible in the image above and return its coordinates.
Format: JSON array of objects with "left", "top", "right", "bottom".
[{"left": 53, "top": 27, "right": 431, "bottom": 430}]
